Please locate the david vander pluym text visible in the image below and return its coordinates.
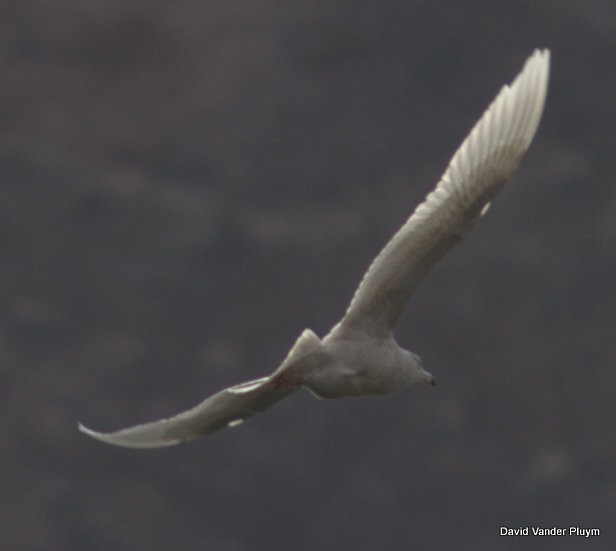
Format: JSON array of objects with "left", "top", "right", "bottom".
[{"left": 500, "top": 526, "right": 600, "bottom": 538}]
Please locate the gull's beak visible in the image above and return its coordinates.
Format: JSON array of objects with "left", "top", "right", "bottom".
[{"left": 418, "top": 365, "right": 435, "bottom": 386}]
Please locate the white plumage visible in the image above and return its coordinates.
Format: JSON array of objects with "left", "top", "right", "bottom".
[{"left": 79, "top": 49, "right": 550, "bottom": 448}]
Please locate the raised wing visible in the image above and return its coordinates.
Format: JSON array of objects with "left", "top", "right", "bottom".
[
  {"left": 334, "top": 49, "right": 550, "bottom": 339},
  {"left": 78, "top": 376, "right": 295, "bottom": 448}
]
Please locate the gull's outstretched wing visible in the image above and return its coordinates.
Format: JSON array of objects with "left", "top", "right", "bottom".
[
  {"left": 334, "top": 49, "right": 550, "bottom": 339},
  {"left": 78, "top": 376, "right": 296, "bottom": 448},
  {"left": 79, "top": 329, "right": 322, "bottom": 448}
]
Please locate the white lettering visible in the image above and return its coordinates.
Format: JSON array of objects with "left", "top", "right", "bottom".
[
  {"left": 532, "top": 526, "right": 566, "bottom": 536},
  {"left": 569, "top": 526, "right": 600, "bottom": 537},
  {"left": 501, "top": 525, "right": 600, "bottom": 537},
  {"left": 500, "top": 526, "right": 528, "bottom": 536}
]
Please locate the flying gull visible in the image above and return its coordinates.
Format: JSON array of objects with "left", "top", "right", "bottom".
[{"left": 79, "top": 49, "right": 550, "bottom": 448}]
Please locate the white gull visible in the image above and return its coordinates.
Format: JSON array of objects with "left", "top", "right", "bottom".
[{"left": 79, "top": 49, "right": 550, "bottom": 448}]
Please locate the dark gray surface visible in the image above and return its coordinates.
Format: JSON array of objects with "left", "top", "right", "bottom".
[{"left": 1, "top": 1, "right": 614, "bottom": 550}]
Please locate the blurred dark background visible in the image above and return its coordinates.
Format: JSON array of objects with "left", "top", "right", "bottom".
[{"left": 1, "top": 1, "right": 614, "bottom": 550}]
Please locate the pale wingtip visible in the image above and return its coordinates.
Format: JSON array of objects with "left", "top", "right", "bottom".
[
  {"left": 77, "top": 421, "right": 181, "bottom": 449},
  {"left": 78, "top": 422, "right": 112, "bottom": 443},
  {"left": 528, "top": 47, "right": 550, "bottom": 62},
  {"left": 528, "top": 48, "right": 551, "bottom": 77},
  {"left": 78, "top": 421, "right": 93, "bottom": 436}
]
